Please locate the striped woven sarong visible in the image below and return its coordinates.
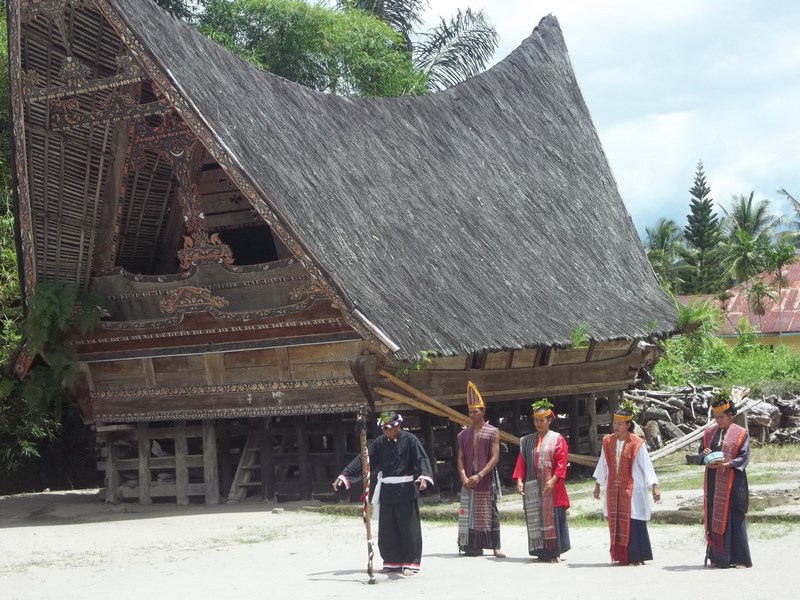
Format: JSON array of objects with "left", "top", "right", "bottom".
[
  {"left": 703, "top": 423, "right": 747, "bottom": 554},
  {"left": 523, "top": 431, "right": 558, "bottom": 552}
]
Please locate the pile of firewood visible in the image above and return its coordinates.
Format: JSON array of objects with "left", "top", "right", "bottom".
[{"left": 624, "top": 386, "right": 800, "bottom": 450}]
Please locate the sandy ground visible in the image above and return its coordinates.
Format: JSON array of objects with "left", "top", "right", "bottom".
[{"left": 1, "top": 486, "right": 798, "bottom": 600}]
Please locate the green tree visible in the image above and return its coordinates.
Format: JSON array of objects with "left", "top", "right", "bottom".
[
  {"left": 0, "top": 4, "right": 11, "bottom": 199},
  {"left": 764, "top": 240, "right": 798, "bottom": 344},
  {"left": 340, "top": 1, "right": 498, "bottom": 91},
  {"left": 198, "top": 0, "right": 427, "bottom": 96},
  {"left": 682, "top": 160, "right": 725, "bottom": 293},
  {"left": 778, "top": 188, "right": 800, "bottom": 248},
  {"left": 722, "top": 190, "right": 782, "bottom": 243},
  {"left": 745, "top": 276, "right": 777, "bottom": 342},
  {"left": 645, "top": 217, "right": 686, "bottom": 293},
  {"left": 155, "top": 0, "right": 202, "bottom": 20},
  {"left": 726, "top": 229, "right": 767, "bottom": 286},
  {"left": 674, "top": 297, "right": 723, "bottom": 365}
]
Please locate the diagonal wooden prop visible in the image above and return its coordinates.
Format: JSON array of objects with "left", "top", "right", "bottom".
[
  {"left": 377, "top": 369, "right": 598, "bottom": 467},
  {"left": 357, "top": 407, "right": 376, "bottom": 584}
]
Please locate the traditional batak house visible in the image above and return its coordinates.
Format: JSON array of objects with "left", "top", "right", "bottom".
[{"left": 7, "top": 0, "right": 677, "bottom": 504}]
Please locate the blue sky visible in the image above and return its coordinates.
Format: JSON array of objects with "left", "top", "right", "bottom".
[{"left": 423, "top": 0, "right": 800, "bottom": 238}]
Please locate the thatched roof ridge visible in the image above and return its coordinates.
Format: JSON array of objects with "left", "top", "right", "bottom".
[{"left": 112, "top": 0, "right": 676, "bottom": 358}]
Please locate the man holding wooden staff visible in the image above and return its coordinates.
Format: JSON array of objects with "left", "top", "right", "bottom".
[{"left": 333, "top": 411, "right": 434, "bottom": 576}]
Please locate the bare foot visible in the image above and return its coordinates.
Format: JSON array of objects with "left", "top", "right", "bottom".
[
  {"left": 493, "top": 550, "right": 507, "bottom": 559},
  {"left": 733, "top": 564, "right": 748, "bottom": 569},
  {"left": 402, "top": 568, "right": 416, "bottom": 576},
  {"left": 549, "top": 557, "right": 561, "bottom": 563}
]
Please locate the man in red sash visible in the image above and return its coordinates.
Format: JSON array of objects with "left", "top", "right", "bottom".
[
  {"left": 593, "top": 403, "right": 660, "bottom": 565},
  {"left": 700, "top": 394, "right": 752, "bottom": 568},
  {"left": 457, "top": 381, "right": 505, "bottom": 558},
  {"left": 513, "top": 398, "right": 571, "bottom": 562}
]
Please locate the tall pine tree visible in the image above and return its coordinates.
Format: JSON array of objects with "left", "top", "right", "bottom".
[{"left": 683, "top": 160, "right": 726, "bottom": 293}]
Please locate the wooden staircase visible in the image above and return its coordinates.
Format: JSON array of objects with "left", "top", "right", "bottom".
[{"left": 226, "top": 430, "right": 262, "bottom": 503}]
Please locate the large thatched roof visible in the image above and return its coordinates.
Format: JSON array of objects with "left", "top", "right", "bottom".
[{"left": 10, "top": 0, "right": 676, "bottom": 359}]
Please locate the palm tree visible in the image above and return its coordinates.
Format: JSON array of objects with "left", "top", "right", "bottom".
[
  {"left": 644, "top": 218, "right": 686, "bottom": 293},
  {"left": 777, "top": 188, "right": 800, "bottom": 248},
  {"left": 722, "top": 191, "right": 782, "bottom": 242},
  {"left": 341, "top": 0, "right": 427, "bottom": 52},
  {"left": 675, "top": 298, "right": 723, "bottom": 362},
  {"left": 726, "top": 230, "right": 766, "bottom": 286},
  {"left": 341, "top": 1, "right": 499, "bottom": 91},
  {"left": 746, "top": 276, "right": 777, "bottom": 343},
  {"left": 764, "top": 240, "right": 798, "bottom": 343}
]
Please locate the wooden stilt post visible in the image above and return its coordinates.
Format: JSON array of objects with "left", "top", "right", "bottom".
[
  {"left": 137, "top": 423, "right": 152, "bottom": 505},
  {"left": 104, "top": 433, "right": 120, "bottom": 504},
  {"left": 203, "top": 419, "right": 220, "bottom": 505},
  {"left": 175, "top": 420, "right": 189, "bottom": 505},
  {"left": 588, "top": 393, "right": 599, "bottom": 456},
  {"left": 297, "top": 418, "right": 311, "bottom": 500}
]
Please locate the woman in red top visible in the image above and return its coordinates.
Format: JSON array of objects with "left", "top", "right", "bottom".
[{"left": 513, "top": 398, "right": 570, "bottom": 562}]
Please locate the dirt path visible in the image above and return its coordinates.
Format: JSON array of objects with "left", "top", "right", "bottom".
[{"left": 1, "top": 490, "right": 797, "bottom": 600}]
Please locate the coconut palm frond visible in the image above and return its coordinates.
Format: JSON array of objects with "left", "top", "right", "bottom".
[{"left": 413, "top": 9, "right": 498, "bottom": 91}]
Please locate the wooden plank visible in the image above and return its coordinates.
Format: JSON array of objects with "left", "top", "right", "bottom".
[
  {"left": 93, "top": 385, "right": 368, "bottom": 420},
  {"left": 224, "top": 348, "right": 282, "bottom": 369},
  {"left": 275, "top": 347, "right": 292, "bottom": 380},
  {"left": 427, "top": 356, "right": 469, "bottom": 370},
  {"left": 399, "top": 352, "right": 640, "bottom": 403},
  {"left": 119, "top": 483, "right": 206, "bottom": 499},
  {"left": 98, "top": 426, "right": 205, "bottom": 442},
  {"left": 259, "top": 418, "right": 275, "bottom": 501},
  {"left": 175, "top": 420, "right": 189, "bottom": 505},
  {"left": 203, "top": 420, "right": 220, "bottom": 505},
  {"left": 136, "top": 423, "right": 152, "bottom": 505},
  {"left": 97, "top": 455, "right": 204, "bottom": 471},
  {"left": 286, "top": 340, "right": 365, "bottom": 364},
  {"left": 104, "top": 433, "right": 120, "bottom": 504},
  {"left": 484, "top": 351, "right": 511, "bottom": 369},
  {"left": 288, "top": 362, "right": 353, "bottom": 380},
  {"left": 511, "top": 349, "right": 537, "bottom": 368},
  {"left": 222, "top": 364, "right": 284, "bottom": 384},
  {"left": 551, "top": 348, "right": 590, "bottom": 365},
  {"left": 203, "top": 353, "right": 226, "bottom": 386},
  {"left": 143, "top": 358, "right": 157, "bottom": 387},
  {"left": 95, "top": 424, "right": 136, "bottom": 433}
]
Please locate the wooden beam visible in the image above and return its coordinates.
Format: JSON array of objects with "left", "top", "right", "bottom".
[
  {"left": 202, "top": 420, "right": 220, "bottom": 505},
  {"left": 375, "top": 386, "right": 448, "bottom": 418},
  {"left": 398, "top": 351, "right": 641, "bottom": 403},
  {"left": 377, "top": 370, "right": 598, "bottom": 467},
  {"left": 349, "top": 355, "right": 379, "bottom": 412}
]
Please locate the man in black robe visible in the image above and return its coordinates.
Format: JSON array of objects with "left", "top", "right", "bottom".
[{"left": 334, "top": 412, "right": 433, "bottom": 576}]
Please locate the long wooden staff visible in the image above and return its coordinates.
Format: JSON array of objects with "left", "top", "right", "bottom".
[{"left": 357, "top": 407, "right": 376, "bottom": 584}]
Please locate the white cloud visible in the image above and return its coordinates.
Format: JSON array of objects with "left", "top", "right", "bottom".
[{"left": 423, "top": 0, "right": 800, "bottom": 235}]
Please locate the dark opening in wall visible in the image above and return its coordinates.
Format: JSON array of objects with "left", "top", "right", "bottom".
[{"left": 216, "top": 225, "right": 279, "bottom": 265}]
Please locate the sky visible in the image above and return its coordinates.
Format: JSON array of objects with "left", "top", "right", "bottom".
[{"left": 421, "top": 0, "right": 800, "bottom": 238}]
